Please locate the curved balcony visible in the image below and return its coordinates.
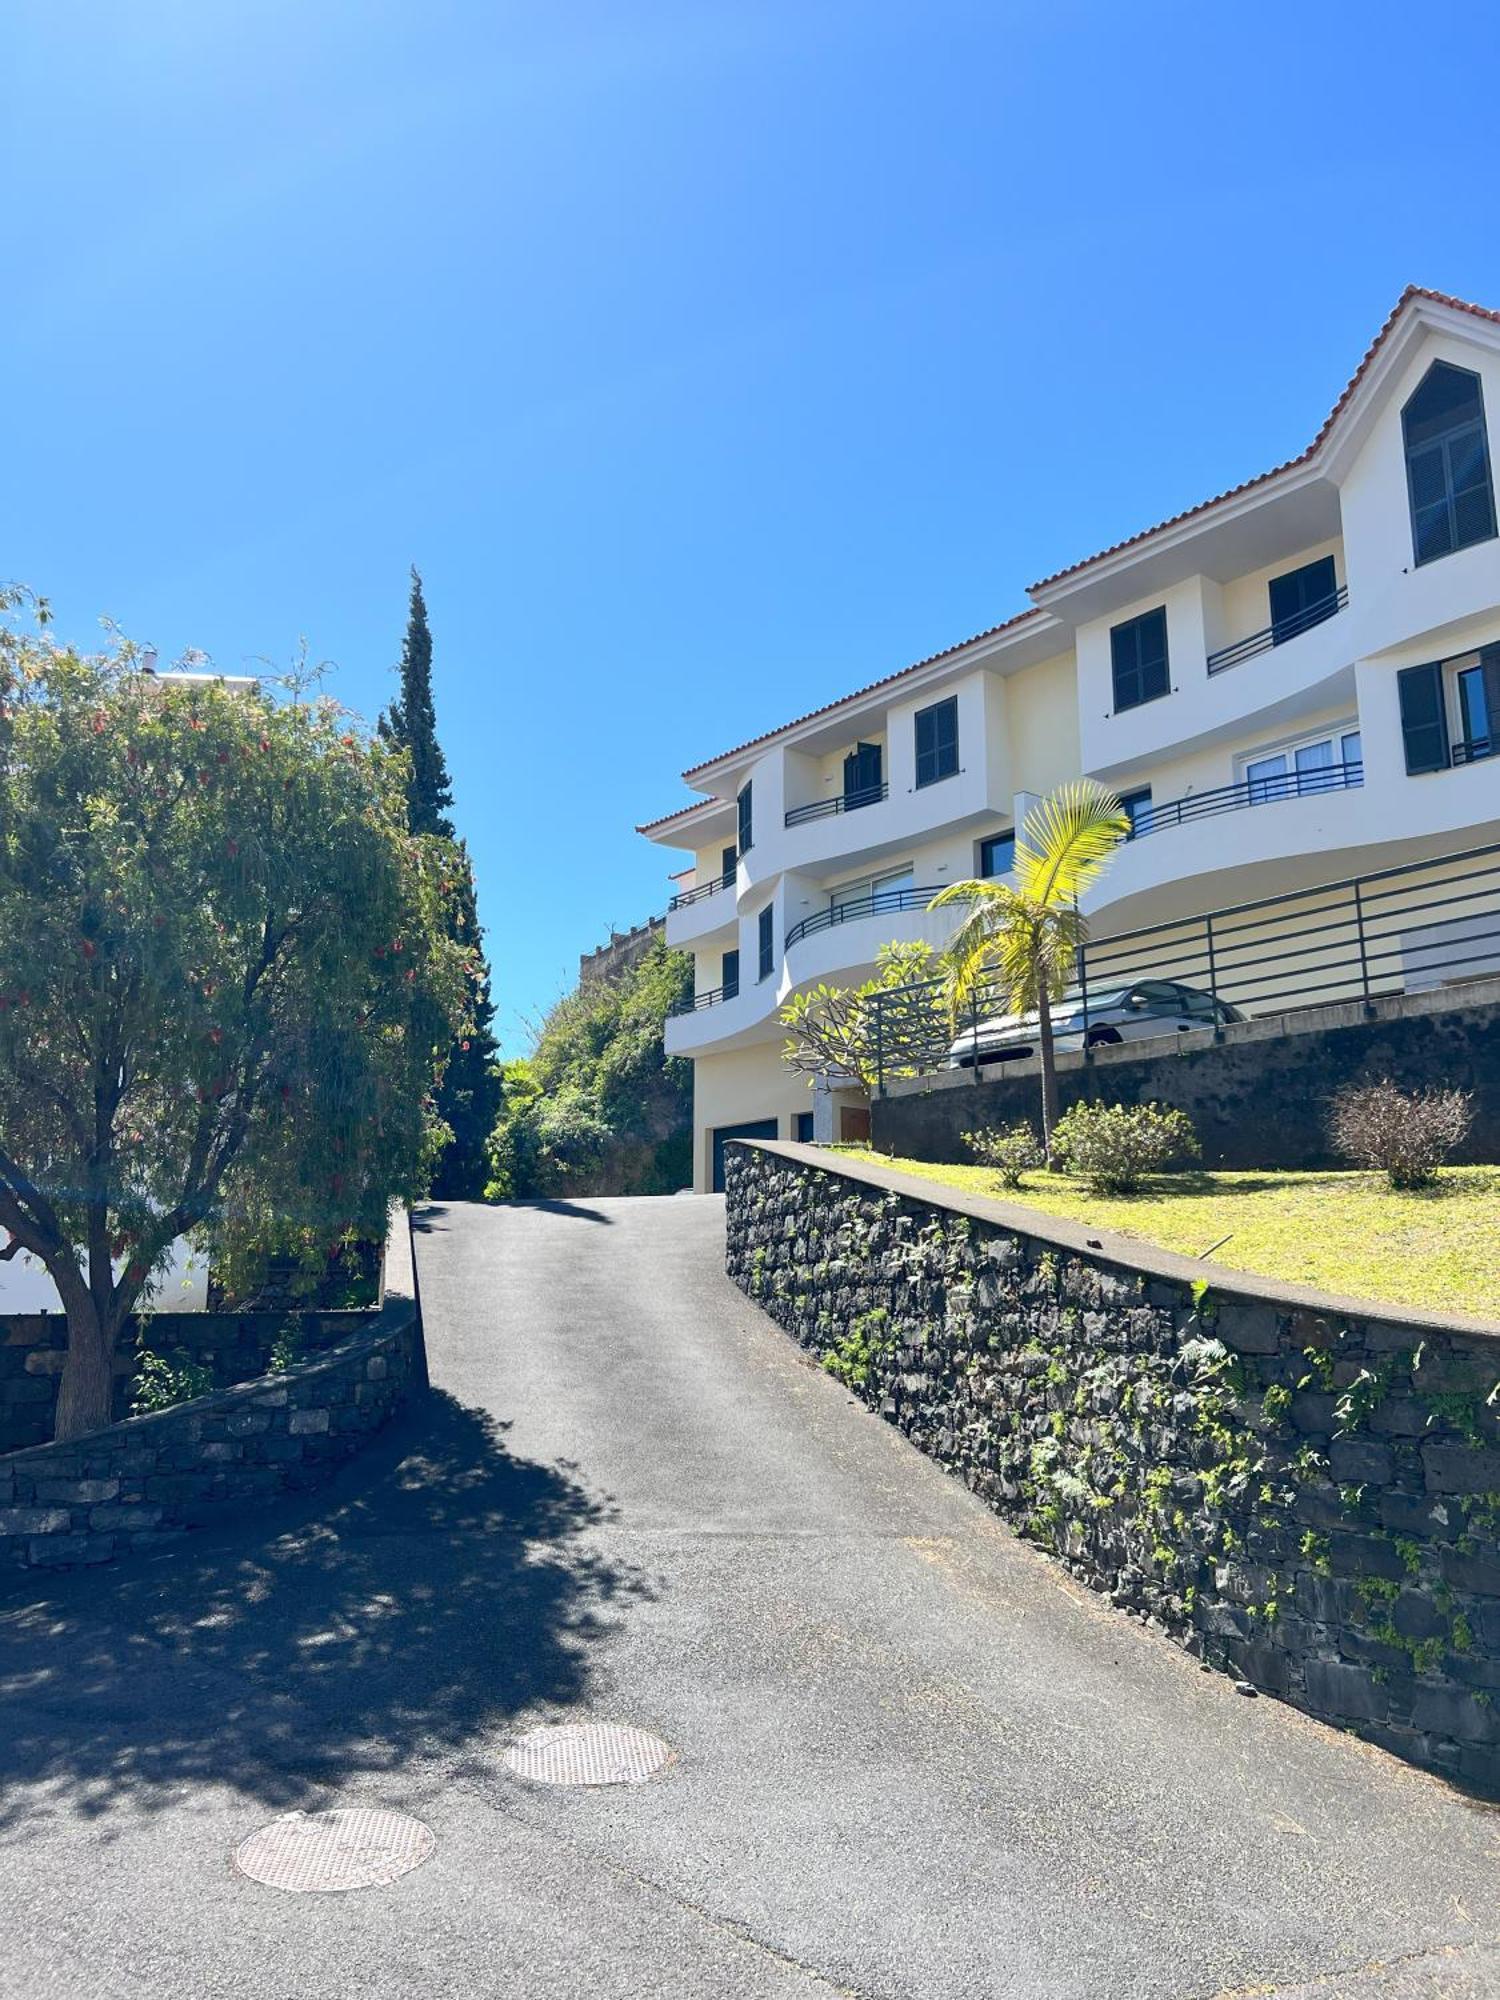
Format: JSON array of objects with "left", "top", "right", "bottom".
[
  {"left": 784, "top": 781, "right": 888, "bottom": 828},
  {"left": 664, "top": 873, "right": 737, "bottom": 948},
  {"left": 786, "top": 882, "right": 944, "bottom": 949},
  {"left": 1206, "top": 587, "right": 1348, "bottom": 676},
  {"left": 1126, "top": 758, "right": 1363, "bottom": 839}
]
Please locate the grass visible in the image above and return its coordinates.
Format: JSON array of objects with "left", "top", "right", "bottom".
[{"left": 835, "top": 1149, "right": 1500, "bottom": 1320}]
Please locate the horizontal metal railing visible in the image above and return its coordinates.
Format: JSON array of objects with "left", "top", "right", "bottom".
[
  {"left": 1126, "top": 758, "right": 1362, "bottom": 839},
  {"left": 669, "top": 869, "right": 735, "bottom": 911},
  {"left": 786, "top": 883, "right": 944, "bottom": 951},
  {"left": 1453, "top": 734, "right": 1497, "bottom": 768},
  {"left": 668, "top": 981, "right": 737, "bottom": 1017},
  {"left": 784, "top": 781, "right": 888, "bottom": 828},
  {"left": 1205, "top": 586, "right": 1348, "bottom": 675},
  {"left": 867, "top": 838, "right": 1500, "bottom": 1091}
]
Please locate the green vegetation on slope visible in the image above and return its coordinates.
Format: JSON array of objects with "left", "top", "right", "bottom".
[
  {"left": 837, "top": 1152, "right": 1500, "bottom": 1320},
  {"left": 487, "top": 938, "right": 693, "bottom": 1199}
]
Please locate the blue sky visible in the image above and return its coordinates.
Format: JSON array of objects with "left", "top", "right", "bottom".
[{"left": 8, "top": 1, "right": 1500, "bottom": 1050}]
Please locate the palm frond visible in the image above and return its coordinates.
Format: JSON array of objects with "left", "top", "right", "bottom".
[{"left": 1013, "top": 780, "right": 1130, "bottom": 907}]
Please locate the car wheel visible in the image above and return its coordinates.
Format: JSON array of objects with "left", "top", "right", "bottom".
[{"left": 1087, "top": 1028, "right": 1121, "bottom": 1046}]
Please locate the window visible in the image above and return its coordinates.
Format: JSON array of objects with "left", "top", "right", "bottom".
[
  {"left": 1268, "top": 555, "right": 1339, "bottom": 643},
  {"left": 824, "top": 868, "right": 913, "bottom": 929},
  {"left": 758, "top": 905, "right": 774, "bottom": 981},
  {"left": 721, "top": 844, "right": 738, "bottom": 884},
  {"left": 1242, "top": 724, "right": 1363, "bottom": 801},
  {"left": 914, "top": 696, "right": 959, "bottom": 787},
  {"left": 721, "top": 948, "right": 739, "bottom": 1000},
  {"left": 1455, "top": 650, "right": 1500, "bottom": 763},
  {"left": 737, "top": 782, "right": 753, "bottom": 855},
  {"left": 979, "top": 830, "right": 1015, "bottom": 878},
  {"left": 794, "top": 1112, "right": 814, "bottom": 1143},
  {"left": 1117, "top": 785, "right": 1153, "bottom": 836},
  {"left": 1110, "top": 608, "right": 1169, "bottom": 712},
  {"left": 1403, "top": 361, "right": 1497, "bottom": 566}
]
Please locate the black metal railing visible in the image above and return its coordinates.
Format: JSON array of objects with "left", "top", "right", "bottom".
[
  {"left": 866, "top": 838, "right": 1500, "bottom": 1091},
  {"left": 1205, "top": 586, "right": 1348, "bottom": 675},
  {"left": 1453, "top": 734, "right": 1497, "bottom": 768},
  {"left": 1125, "top": 758, "right": 1362, "bottom": 839},
  {"left": 669, "top": 869, "right": 735, "bottom": 911},
  {"left": 668, "top": 981, "right": 737, "bottom": 1018},
  {"left": 786, "top": 883, "right": 943, "bottom": 951},
  {"left": 784, "top": 782, "right": 889, "bottom": 828}
]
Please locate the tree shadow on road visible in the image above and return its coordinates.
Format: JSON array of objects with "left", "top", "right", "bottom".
[{"left": 0, "top": 1389, "right": 653, "bottom": 1839}]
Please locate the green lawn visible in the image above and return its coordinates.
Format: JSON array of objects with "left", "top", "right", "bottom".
[{"left": 836, "top": 1150, "right": 1500, "bottom": 1321}]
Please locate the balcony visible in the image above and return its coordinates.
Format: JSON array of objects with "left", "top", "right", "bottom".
[
  {"left": 1206, "top": 587, "right": 1348, "bottom": 676},
  {"left": 784, "top": 781, "right": 888, "bottom": 828},
  {"left": 669, "top": 868, "right": 734, "bottom": 911},
  {"left": 668, "top": 981, "right": 736, "bottom": 1018},
  {"left": 1127, "top": 758, "right": 1363, "bottom": 840},
  {"left": 1453, "top": 732, "right": 1496, "bottom": 769},
  {"left": 786, "top": 882, "right": 943, "bottom": 950}
]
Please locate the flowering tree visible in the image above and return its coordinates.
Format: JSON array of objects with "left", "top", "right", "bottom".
[{"left": 0, "top": 592, "right": 467, "bottom": 1439}]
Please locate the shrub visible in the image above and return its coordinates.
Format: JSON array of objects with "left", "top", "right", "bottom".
[
  {"left": 1328, "top": 1077, "right": 1473, "bottom": 1189},
  {"left": 964, "top": 1121, "right": 1046, "bottom": 1189},
  {"left": 1051, "top": 1100, "right": 1201, "bottom": 1194},
  {"left": 131, "top": 1346, "right": 215, "bottom": 1416}
]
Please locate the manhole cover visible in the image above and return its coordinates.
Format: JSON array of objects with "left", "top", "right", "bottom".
[
  {"left": 503, "top": 1722, "right": 675, "bottom": 1787},
  {"left": 233, "top": 1807, "right": 435, "bottom": 1893}
]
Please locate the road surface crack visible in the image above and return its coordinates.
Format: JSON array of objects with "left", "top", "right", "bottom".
[{"left": 1196, "top": 1930, "right": 1500, "bottom": 1997}]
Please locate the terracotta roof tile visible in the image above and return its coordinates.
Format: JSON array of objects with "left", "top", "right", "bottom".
[{"left": 679, "top": 606, "right": 1046, "bottom": 781}]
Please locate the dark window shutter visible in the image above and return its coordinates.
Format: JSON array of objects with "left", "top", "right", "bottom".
[
  {"left": 1481, "top": 647, "right": 1500, "bottom": 753},
  {"left": 1397, "top": 663, "right": 1450, "bottom": 774},
  {"left": 737, "top": 783, "right": 753, "bottom": 854}
]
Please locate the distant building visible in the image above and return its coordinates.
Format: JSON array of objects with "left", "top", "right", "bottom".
[{"left": 578, "top": 915, "right": 666, "bottom": 987}]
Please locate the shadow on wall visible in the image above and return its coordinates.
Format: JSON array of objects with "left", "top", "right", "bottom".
[
  {"left": 413, "top": 1199, "right": 615, "bottom": 1226},
  {"left": 0, "top": 1389, "right": 653, "bottom": 1837}
]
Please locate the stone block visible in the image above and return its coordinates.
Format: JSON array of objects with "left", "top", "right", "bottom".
[
  {"left": 288, "top": 1407, "right": 330, "bottom": 1435},
  {"left": 1329, "top": 1439, "right": 1394, "bottom": 1485},
  {"left": 1303, "top": 1658, "right": 1388, "bottom": 1722},
  {"left": 23, "top": 1349, "right": 65, "bottom": 1375},
  {"left": 88, "top": 1504, "right": 163, "bottom": 1531},
  {"left": 196, "top": 1441, "right": 238, "bottom": 1463},
  {"left": 33, "top": 1478, "right": 119, "bottom": 1506},
  {"left": 225, "top": 1411, "right": 271, "bottom": 1437},
  {"left": 1422, "top": 1441, "right": 1500, "bottom": 1495},
  {"left": 1411, "top": 1685, "right": 1500, "bottom": 1743},
  {"left": 0, "top": 1506, "right": 73, "bottom": 1534},
  {"left": 1215, "top": 1304, "right": 1283, "bottom": 1356}
]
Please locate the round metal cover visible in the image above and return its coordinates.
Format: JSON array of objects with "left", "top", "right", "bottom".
[
  {"left": 503, "top": 1722, "right": 675, "bottom": 1787},
  {"left": 233, "top": 1807, "right": 435, "bottom": 1893}
]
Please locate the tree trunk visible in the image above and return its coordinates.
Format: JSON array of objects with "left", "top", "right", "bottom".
[
  {"left": 53, "top": 1292, "right": 118, "bottom": 1442},
  {"left": 1037, "top": 985, "right": 1060, "bottom": 1161}
]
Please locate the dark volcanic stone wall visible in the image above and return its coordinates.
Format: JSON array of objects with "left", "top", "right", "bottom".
[
  {"left": 0, "top": 1304, "right": 421, "bottom": 1574},
  {"left": 726, "top": 1140, "right": 1500, "bottom": 1794},
  {"left": 0, "top": 1306, "right": 385, "bottom": 1457},
  {"left": 873, "top": 988, "right": 1500, "bottom": 1170}
]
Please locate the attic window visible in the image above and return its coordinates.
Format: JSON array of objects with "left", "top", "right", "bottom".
[{"left": 1403, "top": 362, "right": 1497, "bottom": 566}]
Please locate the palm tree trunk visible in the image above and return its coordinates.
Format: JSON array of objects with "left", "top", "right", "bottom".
[{"left": 1037, "top": 984, "right": 1060, "bottom": 1161}]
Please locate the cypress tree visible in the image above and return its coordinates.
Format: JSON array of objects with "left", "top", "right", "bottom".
[
  {"left": 380, "top": 569, "right": 501, "bottom": 1197},
  {"left": 379, "top": 568, "right": 454, "bottom": 839}
]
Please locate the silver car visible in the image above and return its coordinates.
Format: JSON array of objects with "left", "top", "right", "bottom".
[{"left": 946, "top": 979, "right": 1244, "bottom": 1068}]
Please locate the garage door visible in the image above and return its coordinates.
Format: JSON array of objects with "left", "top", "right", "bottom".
[{"left": 712, "top": 1119, "right": 779, "bottom": 1194}]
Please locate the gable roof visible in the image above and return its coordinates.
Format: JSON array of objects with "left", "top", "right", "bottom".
[{"left": 1027, "top": 286, "right": 1500, "bottom": 594}]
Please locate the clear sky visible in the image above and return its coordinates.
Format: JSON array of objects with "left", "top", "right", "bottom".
[{"left": 8, "top": 1, "right": 1500, "bottom": 1050}]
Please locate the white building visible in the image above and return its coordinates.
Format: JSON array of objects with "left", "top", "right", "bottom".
[{"left": 640, "top": 287, "right": 1500, "bottom": 1192}]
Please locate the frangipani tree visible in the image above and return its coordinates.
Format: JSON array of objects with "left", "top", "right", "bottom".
[
  {"left": 928, "top": 782, "right": 1130, "bottom": 1153},
  {"left": 0, "top": 591, "right": 467, "bottom": 1439},
  {"left": 780, "top": 941, "right": 938, "bottom": 1092}
]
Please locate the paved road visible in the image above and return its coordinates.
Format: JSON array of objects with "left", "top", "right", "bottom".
[{"left": 5, "top": 1196, "right": 1500, "bottom": 1999}]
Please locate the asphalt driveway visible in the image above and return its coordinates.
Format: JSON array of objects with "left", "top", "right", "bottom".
[{"left": 3, "top": 1195, "right": 1500, "bottom": 1998}]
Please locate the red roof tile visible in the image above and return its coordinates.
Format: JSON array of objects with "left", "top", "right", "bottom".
[{"left": 679, "top": 606, "right": 1047, "bottom": 782}]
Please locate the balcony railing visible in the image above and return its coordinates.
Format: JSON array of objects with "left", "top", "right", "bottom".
[
  {"left": 1126, "top": 758, "right": 1363, "bottom": 839},
  {"left": 786, "top": 883, "right": 943, "bottom": 951},
  {"left": 1453, "top": 734, "right": 1496, "bottom": 768},
  {"left": 1205, "top": 586, "right": 1348, "bottom": 676},
  {"left": 668, "top": 981, "right": 736, "bottom": 1018},
  {"left": 668, "top": 869, "right": 735, "bottom": 911},
  {"left": 784, "top": 781, "right": 888, "bottom": 828}
]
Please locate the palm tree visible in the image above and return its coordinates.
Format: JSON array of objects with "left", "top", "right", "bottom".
[{"left": 929, "top": 781, "right": 1130, "bottom": 1155}]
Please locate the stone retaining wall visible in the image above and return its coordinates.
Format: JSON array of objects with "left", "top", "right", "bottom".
[
  {"left": 0, "top": 1305, "right": 385, "bottom": 1457},
  {"left": 726, "top": 1139, "right": 1500, "bottom": 1794},
  {"left": 0, "top": 1302, "right": 422, "bottom": 1574},
  {"left": 874, "top": 980, "right": 1500, "bottom": 1170}
]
